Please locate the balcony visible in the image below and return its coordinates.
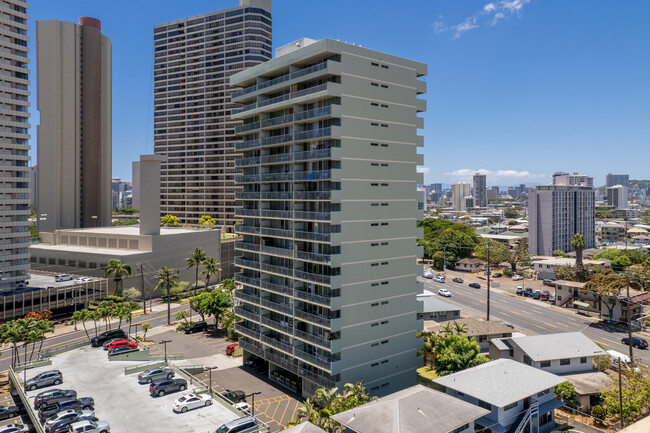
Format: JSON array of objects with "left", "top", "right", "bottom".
[
  {"left": 235, "top": 241, "right": 260, "bottom": 253},
  {"left": 235, "top": 274, "right": 261, "bottom": 288},
  {"left": 294, "top": 290, "right": 332, "bottom": 307},
  {"left": 235, "top": 157, "right": 261, "bottom": 167},
  {"left": 260, "top": 227, "right": 292, "bottom": 239},
  {"left": 261, "top": 192, "right": 292, "bottom": 200},
  {"left": 235, "top": 191, "right": 261, "bottom": 200},
  {"left": 299, "top": 367, "right": 336, "bottom": 388},
  {"left": 235, "top": 208, "right": 261, "bottom": 218},
  {"left": 261, "top": 114, "right": 293, "bottom": 129},
  {"left": 259, "top": 94, "right": 290, "bottom": 108},
  {"left": 260, "top": 172, "right": 292, "bottom": 182},
  {"left": 260, "top": 134, "right": 293, "bottom": 147},
  {"left": 294, "top": 148, "right": 331, "bottom": 162},
  {"left": 260, "top": 280, "right": 293, "bottom": 296},
  {"left": 239, "top": 337, "right": 265, "bottom": 358},
  {"left": 260, "top": 209, "right": 293, "bottom": 219},
  {"left": 294, "top": 127, "right": 331, "bottom": 142},
  {"left": 294, "top": 170, "right": 331, "bottom": 181},
  {"left": 234, "top": 291, "right": 261, "bottom": 305},
  {"left": 232, "top": 102, "right": 256, "bottom": 114},
  {"left": 260, "top": 316, "right": 293, "bottom": 335},
  {"left": 296, "top": 250, "right": 331, "bottom": 265},
  {"left": 260, "top": 153, "right": 292, "bottom": 164},
  {"left": 234, "top": 323, "right": 260, "bottom": 339},
  {"left": 265, "top": 349, "right": 299, "bottom": 374},
  {"left": 294, "top": 270, "right": 331, "bottom": 285},
  {"left": 295, "top": 310, "right": 331, "bottom": 328},
  {"left": 295, "top": 329, "right": 332, "bottom": 350},
  {"left": 294, "top": 105, "right": 332, "bottom": 122},
  {"left": 261, "top": 298, "right": 293, "bottom": 315},
  {"left": 261, "top": 334, "right": 293, "bottom": 354},
  {"left": 235, "top": 138, "right": 261, "bottom": 151},
  {"left": 294, "top": 211, "right": 331, "bottom": 221},
  {"left": 234, "top": 122, "right": 260, "bottom": 134},
  {"left": 261, "top": 245, "right": 294, "bottom": 258},
  {"left": 291, "top": 83, "right": 328, "bottom": 99},
  {"left": 294, "top": 191, "right": 331, "bottom": 201},
  {"left": 235, "top": 225, "right": 261, "bottom": 235},
  {"left": 234, "top": 307, "right": 260, "bottom": 323},
  {"left": 234, "top": 257, "right": 260, "bottom": 270},
  {"left": 294, "top": 230, "right": 330, "bottom": 242},
  {"left": 235, "top": 174, "right": 261, "bottom": 184},
  {"left": 260, "top": 263, "right": 293, "bottom": 277},
  {"left": 258, "top": 73, "right": 291, "bottom": 91},
  {"left": 295, "top": 348, "right": 334, "bottom": 370}
]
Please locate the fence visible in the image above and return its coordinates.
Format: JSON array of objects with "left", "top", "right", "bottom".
[{"left": 8, "top": 366, "right": 45, "bottom": 433}]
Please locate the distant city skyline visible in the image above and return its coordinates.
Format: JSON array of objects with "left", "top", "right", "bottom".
[{"left": 26, "top": 1, "right": 650, "bottom": 185}]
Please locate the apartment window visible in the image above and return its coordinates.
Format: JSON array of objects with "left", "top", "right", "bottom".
[
  {"left": 371, "top": 323, "right": 379, "bottom": 327},
  {"left": 560, "top": 358, "right": 570, "bottom": 366},
  {"left": 580, "top": 357, "right": 587, "bottom": 364},
  {"left": 523, "top": 355, "right": 532, "bottom": 366},
  {"left": 371, "top": 203, "right": 379, "bottom": 207},
  {"left": 381, "top": 301, "right": 389, "bottom": 305},
  {"left": 371, "top": 342, "right": 378, "bottom": 347},
  {"left": 381, "top": 360, "right": 388, "bottom": 364},
  {"left": 381, "top": 64, "right": 389, "bottom": 69},
  {"left": 381, "top": 222, "right": 389, "bottom": 226},
  {"left": 540, "top": 360, "right": 551, "bottom": 368},
  {"left": 371, "top": 362, "right": 379, "bottom": 367},
  {"left": 371, "top": 62, "right": 379, "bottom": 67},
  {"left": 381, "top": 261, "right": 388, "bottom": 265},
  {"left": 381, "top": 281, "right": 389, "bottom": 285},
  {"left": 381, "top": 104, "right": 389, "bottom": 108},
  {"left": 457, "top": 391, "right": 465, "bottom": 397},
  {"left": 371, "top": 122, "right": 379, "bottom": 126},
  {"left": 504, "top": 402, "right": 518, "bottom": 411},
  {"left": 540, "top": 413, "right": 553, "bottom": 426},
  {"left": 371, "top": 142, "right": 379, "bottom": 147},
  {"left": 371, "top": 82, "right": 379, "bottom": 87},
  {"left": 371, "top": 283, "right": 379, "bottom": 287},
  {"left": 371, "top": 102, "right": 379, "bottom": 106},
  {"left": 371, "top": 263, "right": 379, "bottom": 267},
  {"left": 381, "top": 163, "right": 389, "bottom": 167},
  {"left": 537, "top": 389, "right": 550, "bottom": 397},
  {"left": 371, "top": 243, "right": 379, "bottom": 246},
  {"left": 381, "top": 143, "right": 388, "bottom": 147},
  {"left": 381, "top": 84, "right": 388, "bottom": 88},
  {"left": 477, "top": 400, "right": 491, "bottom": 411},
  {"left": 380, "top": 124, "right": 388, "bottom": 128},
  {"left": 371, "top": 302, "right": 379, "bottom": 307},
  {"left": 381, "top": 183, "right": 389, "bottom": 186},
  {"left": 371, "top": 223, "right": 379, "bottom": 227},
  {"left": 371, "top": 183, "right": 379, "bottom": 186},
  {"left": 380, "top": 320, "right": 388, "bottom": 325},
  {"left": 381, "top": 203, "right": 389, "bottom": 207},
  {"left": 381, "top": 242, "right": 389, "bottom": 246},
  {"left": 371, "top": 163, "right": 379, "bottom": 166},
  {"left": 381, "top": 340, "right": 389, "bottom": 344}
]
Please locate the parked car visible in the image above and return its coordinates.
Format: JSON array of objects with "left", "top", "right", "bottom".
[
  {"left": 452, "top": 277, "right": 463, "bottom": 283},
  {"left": 149, "top": 378, "right": 188, "bottom": 397},
  {"left": 104, "top": 340, "right": 137, "bottom": 351},
  {"left": 542, "top": 279, "right": 555, "bottom": 286},
  {"left": 172, "top": 393, "right": 213, "bottom": 413},
  {"left": 422, "top": 270, "right": 433, "bottom": 279},
  {"left": 512, "top": 275, "right": 524, "bottom": 281},
  {"left": 101, "top": 339, "right": 126, "bottom": 350},
  {"left": 54, "top": 275, "right": 73, "bottom": 282},
  {"left": 39, "top": 398, "right": 94, "bottom": 421},
  {"left": 0, "top": 424, "right": 30, "bottom": 433},
  {"left": 184, "top": 321, "right": 208, "bottom": 334},
  {"left": 0, "top": 406, "right": 19, "bottom": 420},
  {"left": 621, "top": 336, "right": 649, "bottom": 349},
  {"left": 50, "top": 417, "right": 98, "bottom": 433},
  {"left": 234, "top": 402, "right": 251, "bottom": 413},
  {"left": 138, "top": 367, "right": 174, "bottom": 384},
  {"left": 532, "top": 290, "right": 541, "bottom": 300},
  {"left": 523, "top": 288, "right": 534, "bottom": 297},
  {"left": 225, "top": 343, "right": 239, "bottom": 355},
  {"left": 468, "top": 283, "right": 481, "bottom": 289},
  {"left": 549, "top": 293, "right": 556, "bottom": 303},
  {"left": 68, "top": 420, "right": 109, "bottom": 433},
  {"left": 433, "top": 276, "right": 445, "bottom": 283},
  {"left": 34, "top": 389, "right": 77, "bottom": 409},
  {"left": 90, "top": 329, "right": 127, "bottom": 347},
  {"left": 515, "top": 286, "right": 524, "bottom": 296},
  {"left": 438, "top": 288, "right": 451, "bottom": 297},
  {"left": 214, "top": 416, "right": 258, "bottom": 433},
  {"left": 540, "top": 290, "right": 551, "bottom": 301},
  {"left": 221, "top": 390, "right": 246, "bottom": 403},
  {"left": 107, "top": 346, "right": 138, "bottom": 357},
  {"left": 492, "top": 272, "right": 503, "bottom": 278},
  {"left": 25, "top": 370, "right": 63, "bottom": 391},
  {"left": 44, "top": 409, "right": 94, "bottom": 432}
]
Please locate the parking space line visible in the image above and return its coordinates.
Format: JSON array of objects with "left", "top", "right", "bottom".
[
  {"left": 290, "top": 399, "right": 301, "bottom": 422},
  {"left": 279, "top": 397, "right": 292, "bottom": 425},
  {"left": 271, "top": 397, "right": 282, "bottom": 420}
]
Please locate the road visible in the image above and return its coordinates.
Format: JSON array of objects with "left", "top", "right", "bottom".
[{"left": 420, "top": 275, "right": 650, "bottom": 365}]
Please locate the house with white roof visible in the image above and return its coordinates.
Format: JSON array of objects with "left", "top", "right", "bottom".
[
  {"left": 331, "top": 384, "right": 489, "bottom": 433},
  {"left": 434, "top": 359, "right": 565, "bottom": 433},
  {"left": 417, "top": 290, "right": 462, "bottom": 322}
]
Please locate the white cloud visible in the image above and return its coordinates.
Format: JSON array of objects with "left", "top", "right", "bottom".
[
  {"left": 483, "top": 3, "right": 497, "bottom": 13},
  {"left": 444, "top": 168, "right": 547, "bottom": 182},
  {"left": 491, "top": 12, "right": 505, "bottom": 26},
  {"left": 452, "top": 17, "right": 479, "bottom": 39},
  {"left": 435, "top": 0, "right": 532, "bottom": 39},
  {"left": 417, "top": 166, "right": 431, "bottom": 174},
  {"left": 500, "top": 0, "right": 530, "bottom": 13},
  {"left": 433, "top": 20, "right": 447, "bottom": 34}
]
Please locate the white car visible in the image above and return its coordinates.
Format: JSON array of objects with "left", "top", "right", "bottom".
[
  {"left": 234, "top": 402, "right": 251, "bottom": 413},
  {"left": 55, "top": 274, "right": 73, "bottom": 282},
  {"left": 438, "top": 288, "right": 451, "bottom": 297},
  {"left": 423, "top": 270, "right": 433, "bottom": 279},
  {"left": 512, "top": 275, "right": 524, "bottom": 281},
  {"left": 0, "top": 424, "right": 30, "bottom": 433},
  {"left": 173, "top": 393, "right": 213, "bottom": 413},
  {"left": 433, "top": 276, "right": 445, "bottom": 283},
  {"left": 68, "top": 420, "right": 110, "bottom": 433}
]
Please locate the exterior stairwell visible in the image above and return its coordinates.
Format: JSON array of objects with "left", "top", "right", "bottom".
[{"left": 508, "top": 399, "right": 539, "bottom": 433}]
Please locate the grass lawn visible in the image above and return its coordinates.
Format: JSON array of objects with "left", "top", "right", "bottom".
[{"left": 417, "top": 366, "right": 439, "bottom": 388}]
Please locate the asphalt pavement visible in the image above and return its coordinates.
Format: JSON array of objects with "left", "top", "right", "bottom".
[{"left": 420, "top": 275, "right": 650, "bottom": 365}]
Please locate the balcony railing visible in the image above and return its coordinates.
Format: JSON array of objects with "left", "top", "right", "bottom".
[
  {"left": 294, "top": 270, "right": 331, "bottom": 285},
  {"left": 260, "top": 153, "right": 292, "bottom": 164},
  {"left": 261, "top": 263, "right": 293, "bottom": 277},
  {"left": 260, "top": 210, "right": 293, "bottom": 219},
  {"left": 239, "top": 337, "right": 265, "bottom": 358},
  {"left": 294, "top": 230, "right": 331, "bottom": 242},
  {"left": 291, "top": 61, "right": 329, "bottom": 80},
  {"left": 294, "top": 105, "right": 332, "bottom": 122},
  {"left": 294, "top": 211, "right": 331, "bottom": 221},
  {"left": 295, "top": 329, "right": 331, "bottom": 349},
  {"left": 258, "top": 73, "right": 291, "bottom": 90},
  {"left": 260, "top": 227, "right": 293, "bottom": 238},
  {"left": 234, "top": 323, "right": 260, "bottom": 339},
  {"left": 235, "top": 174, "right": 261, "bottom": 184},
  {"left": 294, "top": 191, "right": 331, "bottom": 200},
  {"left": 291, "top": 83, "right": 328, "bottom": 99},
  {"left": 235, "top": 225, "right": 261, "bottom": 235},
  {"left": 259, "top": 94, "right": 290, "bottom": 108},
  {"left": 261, "top": 134, "right": 293, "bottom": 146},
  {"left": 234, "top": 257, "right": 260, "bottom": 270},
  {"left": 265, "top": 349, "right": 298, "bottom": 374},
  {"left": 235, "top": 274, "right": 261, "bottom": 288},
  {"left": 296, "top": 251, "right": 331, "bottom": 264},
  {"left": 295, "top": 310, "right": 332, "bottom": 327},
  {"left": 295, "top": 348, "right": 333, "bottom": 370},
  {"left": 261, "top": 192, "right": 292, "bottom": 200},
  {"left": 294, "top": 148, "right": 331, "bottom": 161},
  {"left": 299, "top": 367, "right": 336, "bottom": 388},
  {"left": 262, "top": 114, "right": 293, "bottom": 128},
  {"left": 234, "top": 122, "right": 260, "bottom": 134},
  {"left": 261, "top": 298, "right": 293, "bottom": 315},
  {"left": 260, "top": 172, "right": 292, "bottom": 182},
  {"left": 294, "top": 170, "right": 331, "bottom": 181},
  {"left": 261, "top": 245, "right": 294, "bottom": 258},
  {"left": 294, "top": 290, "right": 332, "bottom": 307},
  {"left": 234, "top": 307, "right": 261, "bottom": 323},
  {"left": 235, "top": 191, "right": 261, "bottom": 200},
  {"left": 260, "top": 316, "right": 293, "bottom": 334},
  {"left": 235, "top": 241, "right": 260, "bottom": 253},
  {"left": 232, "top": 62, "right": 329, "bottom": 99},
  {"left": 234, "top": 291, "right": 261, "bottom": 305},
  {"left": 235, "top": 208, "right": 261, "bottom": 218},
  {"left": 260, "top": 280, "right": 293, "bottom": 296},
  {"left": 235, "top": 157, "right": 261, "bottom": 167},
  {"left": 232, "top": 102, "right": 256, "bottom": 114},
  {"left": 261, "top": 334, "right": 293, "bottom": 353},
  {"left": 235, "top": 139, "right": 261, "bottom": 151},
  {"left": 294, "top": 127, "right": 331, "bottom": 142}
]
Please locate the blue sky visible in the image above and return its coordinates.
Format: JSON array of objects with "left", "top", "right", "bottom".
[{"left": 27, "top": 0, "right": 650, "bottom": 187}]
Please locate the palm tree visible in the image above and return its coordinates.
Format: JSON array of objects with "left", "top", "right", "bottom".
[
  {"left": 155, "top": 267, "right": 180, "bottom": 300},
  {"left": 104, "top": 258, "right": 132, "bottom": 295},
  {"left": 452, "top": 321, "right": 468, "bottom": 335},
  {"left": 200, "top": 256, "right": 221, "bottom": 289},
  {"left": 342, "top": 382, "right": 371, "bottom": 408},
  {"left": 71, "top": 310, "right": 91, "bottom": 339},
  {"left": 88, "top": 309, "right": 100, "bottom": 337},
  {"left": 141, "top": 322, "right": 152, "bottom": 342},
  {"left": 175, "top": 310, "right": 189, "bottom": 324},
  {"left": 296, "top": 399, "right": 319, "bottom": 425},
  {"left": 440, "top": 323, "right": 454, "bottom": 336},
  {"left": 34, "top": 319, "right": 54, "bottom": 359},
  {"left": 572, "top": 233, "right": 585, "bottom": 268},
  {"left": 186, "top": 247, "right": 207, "bottom": 291},
  {"left": 116, "top": 303, "right": 132, "bottom": 330},
  {"left": 313, "top": 387, "right": 339, "bottom": 412},
  {"left": 1, "top": 321, "right": 24, "bottom": 366}
]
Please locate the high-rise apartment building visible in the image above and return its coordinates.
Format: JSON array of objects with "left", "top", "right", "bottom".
[
  {"left": 452, "top": 183, "right": 471, "bottom": 211},
  {"left": 606, "top": 173, "right": 629, "bottom": 188},
  {"left": 552, "top": 172, "right": 593, "bottom": 188},
  {"left": 36, "top": 18, "right": 112, "bottom": 231},
  {"left": 529, "top": 183, "right": 595, "bottom": 256},
  {"left": 230, "top": 38, "right": 426, "bottom": 397},
  {"left": 153, "top": 0, "right": 272, "bottom": 227},
  {"left": 472, "top": 173, "right": 487, "bottom": 207},
  {"left": 607, "top": 185, "right": 628, "bottom": 210},
  {"left": 430, "top": 183, "right": 442, "bottom": 194},
  {"left": 0, "top": 0, "right": 30, "bottom": 290}
]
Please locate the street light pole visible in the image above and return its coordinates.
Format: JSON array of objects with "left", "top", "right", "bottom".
[
  {"left": 159, "top": 339, "right": 171, "bottom": 365},
  {"left": 626, "top": 269, "right": 633, "bottom": 362},
  {"left": 486, "top": 240, "right": 491, "bottom": 321},
  {"left": 247, "top": 391, "right": 261, "bottom": 416},
  {"left": 204, "top": 366, "right": 218, "bottom": 395}
]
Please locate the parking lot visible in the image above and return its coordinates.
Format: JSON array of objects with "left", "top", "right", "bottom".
[{"left": 25, "top": 345, "right": 241, "bottom": 432}]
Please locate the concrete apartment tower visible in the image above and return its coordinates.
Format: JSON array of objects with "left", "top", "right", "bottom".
[
  {"left": 606, "top": 173, "right": 629, "bottom": 188},
  {"left": 153, "top": 0, "right": 272, "bottom": 228},
  {"left": 230, "top": 38, "right": 426, "bottom": 397},
  {"left": 451, "top": 183, "right": 471, "bottom": 211},
  {"left": 472, "top": 173, "right": 487, "bottom": 207},
  {"left": 607, "top": 185, "right": 628, "bottom": 210},
  {"left": 0, "top": 0, "right": 31, "bottom": 290},
  {"left": 529, "top": 174, "right": 595, "bottom": 256},
  {"left": 36, "top": 17, "right": 112, "bottom": 232}
]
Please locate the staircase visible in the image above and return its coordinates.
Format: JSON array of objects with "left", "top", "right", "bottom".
[{"left": 510, "top": 399, "right": 539, "bottom": 433}]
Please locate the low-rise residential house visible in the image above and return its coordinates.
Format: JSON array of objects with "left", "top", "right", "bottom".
[
  {"left": 553, "top": 280, "right": 643, "bottom": 322},
  {"left": 456, "top": 258, "right": 483, "bottom": 273},
  {"left": 561, "top": 370, "right": 612, "bottom": 411},
  {"left": 417, "top": 290, "right": 462, "bottom": 322},
  {"left": 632, "top": 235, "right": 650, "bottom": 245},
  {"left": 331, "top": 384, "right": 489, "bottom": 433},
  {"left": 434, "top": 359, "right": 566, "bottom": 433},
  {"left": 426, "top": 317, "right": 513, "bottom": 352},
  {"left": 532, "top": 257, "right": 610, "bottom": 280},
  {"left": 283, "top": 422, "right": 327, "bottom": 433}
]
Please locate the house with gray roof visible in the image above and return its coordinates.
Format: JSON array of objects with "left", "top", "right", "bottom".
[
  {"left": 426, "top": 317, "right": 513, "bottom": 351},
  {"left": 417, "top": 290, "right": 462, "bottom": 322},
  {"left": 283, "top": 422, "right": 327, "bottom": 433},
  {"left": 331, "top": 384, "right": 489, "bottom": 433},
  {"left": 434, "top": 359, "right": 565, "bottom": 433}
]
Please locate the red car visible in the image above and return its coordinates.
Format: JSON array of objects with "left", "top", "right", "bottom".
[
  {"left": 105, "top": 339, "right": 137, "bottom": 351},
  {"left": 226, "top": 343, "right": 239, "bottom": 355}
]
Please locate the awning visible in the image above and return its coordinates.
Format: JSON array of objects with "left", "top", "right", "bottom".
[{"left": 574, "top": 301, "right": 590, "bottom": 308}]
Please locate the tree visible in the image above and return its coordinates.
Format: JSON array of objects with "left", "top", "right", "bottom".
[
  {"left": 198, "top": 215, "right": 216, "bottom": 228},
  {"left": 221, "top": 278, "right": 236, "bottom": 293},
  {"left": 474, "top": 239, "right": 510, "bottom": 268},
  {"left": 433, "top": 333, "right": 490, "bottom": 375},
  {"left": 104, "top": 258, "right": 132, "bottom": 295},
  {"left": 71, "top": 309, "right": 91, "bottom": 339},
  {"left": 200, "top": 256, "right": 221, "bottom": 289},
  {"left": 503, "top": 207, "right": 519, "bottom": 219},
  {"left": 141, "top": 322, "right": 152, "bottom": 342},
  {"left": 160, "top": 214, "right": 179, "bottom": 227},
  {"left": 593, "top": 249, "right": 623, "bottom": 261},
  {"left": 571, "top": 233, "right": 585, "bottom": 269},
  {"left": 612, "top": 255, "right": 632, "bottom": 271},
  {"left": 599, "top": 364, "right": 650, "bottom": 422},
  {"left": 175, "top": 310, "right": 189, "bottom": 324},
  {"left": 417, "top": 219, "right": 480, "bottom": 267},
  {"left": 584, "top": 270, "right": 640, "bottom": 320},
  {"left": 155, "top": 266, "right": 180, "bottom": 300},
  {"left": 186, "top": 247, "right": 207, "bottom": 291},
  {"left": 554, "top": 381, "right": 577, "bottom": 408},
  {"left": 122, "top": 287, "right": 141, "bottom": 303},
  {"left": 193, "top": 290, "right": 233, "bottom": 330},
  {"left": 553, "top": 250, "right": 568, "bottom": 258}
]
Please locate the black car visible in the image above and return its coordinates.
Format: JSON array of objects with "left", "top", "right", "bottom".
[
  {"left": 452, "top": 277, "right": 463, "bottom": 283},
  {"left": 107, "top": 346, "right": 139, "bottom": 357},
  {"left": 468, "top": 283, "right": 481, "bottom": 289},
  {"left": 34, "top": 389, "right": 77, "bottom": 409},
  {"left": 221, "top": 390, "right": 246, "bottom": 403},
  {"left": 39, "top": 398, "right": 94, "bottom": 421},
  {"left": 523, "top": 288, "right": 534, "bottom": 297},
  {"left": 532, "top": 290, "right": 541, "bottom": 300},
  {"left": 622, "top": 336, "right": 649, "bottom": 349},
  {"left": 149, "top": 378, "right": 188, "bottom": 397},
  {"left": 0, "top": 406, "right": 18, "bottom": 421},
  {"left": 90, "top": 329, "right": 127, "bottom": 347},
  {"left": 184, "top": 321, "right": 208, "bottom": 334},
  {"left": 492, "top": 272, "right": 503, "bottom": 278}
]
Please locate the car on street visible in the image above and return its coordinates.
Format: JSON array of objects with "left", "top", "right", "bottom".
[
  {"left": 104, "top": 339, "right": 137, "bottom": 351},
  {"left": 107, "top": 346, "right": 139, "bottom": 357},
  {"left": 90, "top": 329, "right": 127, "bottom": 347},
  {"left": 468, "top": 283, "right": 481, "bottom": 289},
  {"left": 234, "top": 402, "right": 251, "bottom": 413},
  {"left": 44, "top": 409, "right": 94, "bottom": 432},
  {"left": 34, "top": 389, "right": 77, "bottom": 409},
  {"left": 540, "top": 290, "right": 551, "bottom": 301},
  {"left": 422, "top": 270, "right": 433, "bottom": 279},
  {"left": 55, "top": 275, "right": 73, "bottom": 282},
  {"left": 515, "top": 286, "right": 524, "bottom": 296},
  {"left": 512, "top": 275, "right": 524, "bottom": 281},
  {"left": 39, "top": 398, "right": 94, "bottom": 421},
  {"left": 215, "top": 416, "right": 258, "bottom": 433},
  {"left": 433, "top": 276, "right": 445, "bottom": 283},
  {"left": 25, "top": 370, "right": 63, "bottom": 390},
  {"left": 532, "top": 290, "right": 541, "bottom": 300},
  {"left": 68, "top": 420, "right": 110, "bottom": 433},
  {"left": 172, "top": 393, "right": 213, "bottom": 413},
  {"left": 452, "top": 277, "right": 463, "bottom": 283},
  {"left": 621, "top": 336, "right": 649, "bottom": 349},
  {"left": 0, "top": 406, "right": 18, "bottom": 420},
  {"left": 438, "top": 288, "right": 451, "bottom": 297},
  {"left": 0, "top": 424, "right": 30, "bottom": 433},
  {"left": 492, "top": 272, "right": 503, "bottom": 278},
  {"left": 138, "top": 367, "right": 174, "bottom": 384},
  {"left": 221, "top": 390, "right": 246, "bottom": 403},
  {"left": 225, "top": 343, "right": 239, "bottom": 355},
  {"left": 184, "top": 321, "right": 208, "bottom": 334},
  {"left": 524, "top": 288, "right": 534, "bottom": 297},
  {"left": 149, "top": 378, "right": 188, "bottom": 397}
]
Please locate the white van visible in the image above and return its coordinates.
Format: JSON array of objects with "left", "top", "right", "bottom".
[
  {"left": 606, "top": 350, "right": 638, "bottom": 371},
  {"left": 54, "top": 274, "right": 73, "bottom": 282}
]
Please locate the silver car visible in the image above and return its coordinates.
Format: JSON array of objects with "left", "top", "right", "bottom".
[
  {"left": 44, "top": 409, "right": 94, "bottom": 431},
  {"left": 25, "top": 370, "right": 63, "bottom": 391},
  {"left": 137, "top": 367, "right": 174, "bottom": 384},
  {"left": 0, "top": 424, "right": 30, "bottom": 433},
  {"left": 68, "top": 420, "right": 109, "bottom": 433}
]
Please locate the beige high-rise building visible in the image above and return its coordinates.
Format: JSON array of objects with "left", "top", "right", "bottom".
[
  {"left": 36, "top": 17, "right": 112, "bottom": 232},
  {"left": 451, "top": 183, "right": 471, "bottom": 211},
  {"left": 0, "top": 0, "right": 31, "bottom": 290}
]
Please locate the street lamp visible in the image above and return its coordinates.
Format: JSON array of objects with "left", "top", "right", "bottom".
[
  {"left": 91, "top": 215, "right": 98, "bottom": 228},
  {"left": 159, "top": 339, "right": 172, "bottom": 364},
  {"left": 133, "top": 323, "right": 140, "bottom": 339},
  {"left": 247, "top": 391, "right": 261, "bottom": 416},
  {"left": 204, "top": 366, "right": 218, "bottom": 395}
]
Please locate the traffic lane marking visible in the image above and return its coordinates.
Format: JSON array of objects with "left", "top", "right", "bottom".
[{"left": 544, "top": 322, "right": 557, "bottom": 328}]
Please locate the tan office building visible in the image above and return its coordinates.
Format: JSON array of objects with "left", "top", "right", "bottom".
[
  {"left": 0, "top": 0, "right": 31, "bottom": 290},
  {"left": 36, "top": 17, "right": 112, "bottom": 232}
]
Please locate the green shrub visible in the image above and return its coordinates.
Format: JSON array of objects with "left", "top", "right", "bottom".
[{"left": 591, "top": 405, "right": 606, "bottom": 420}]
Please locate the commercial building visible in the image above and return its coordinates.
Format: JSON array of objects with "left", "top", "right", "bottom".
[
  {"left": 36, "top": 18, "right": 112, "bottom": 232},
  {"left": 451, "top": 183, "right": 470, "bottom": 211},
  {"left": 230, "top": 38, "right": 426, "bottom": 397},
  {"left": 472, "top": 173, "right": 487, "bottom": 207},
  {"left": 607, "top": 184, "right": 628, "bottom": 209},
  {"left": 552, "top": 172, "right": 593, "bottom": 188},
  {"left": 153, "top": 0, "right": 272, "bottom": 227},
  {"left": 606, "top": 173, "right": 629, "bottom": 188},
  {"left": 111, "top": 177, "right": 132, "bottom": 210},
  {"left": 0, "top": 0, "right": 31, "bottom": 291}
]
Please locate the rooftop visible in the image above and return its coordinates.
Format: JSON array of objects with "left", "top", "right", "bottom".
[
  {"left": 417, "top": 293, "right": 463, "bottom": 314},
  {"left": 425, "top": 317, "right": 513, "bottom": 337},
  {"left": 55, "top": 226, "right": 217, "bottom": 236},
  {"left": 561, "top": 371, "right": 612, "bottom": 396},
  {"left": 552, "top": 280, "right": 586, "bottom": 288},
  {"left": 331, "top": 385, "right": 489, "bottom": 433},
  {"left": 283, "top": 422, "right": 327, "bottom": 433},
  {"left": 507, "top": 332, "right": 607, "bottom": 362},
  {"left": 434, "top": 359, "right": 565, "bottom": 407}
]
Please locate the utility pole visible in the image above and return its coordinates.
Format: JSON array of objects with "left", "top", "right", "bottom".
[
  {"left": 486, "top": 240, "right": 491, "bottom": 321},
  {"left": 618, "top": 359, "right": 624, "bottom": 428},
  {"left": 247, "top": 391, "right": 261, "bottom": 416},
  {"left": 159, "top": 339, "right": 172, "bottom": 364},
  {"left": 138, "top": 263, "right": 146, "bottom": 314},
  {"left": 204, "top": 366, "right": 218, "bottom": 395},
  {"left": 626, "top": 269, "right": 633, "bottom": 361}
]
